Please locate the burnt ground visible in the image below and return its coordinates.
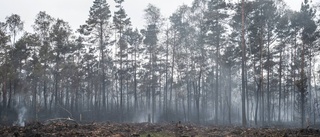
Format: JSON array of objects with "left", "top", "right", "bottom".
[{"left": 1, "top": 121, "right": 320, "bottom": 137}]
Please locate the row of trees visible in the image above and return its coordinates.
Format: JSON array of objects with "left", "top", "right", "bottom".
[{"left": 0, "top": 0, "right": 319, "bottom": 127}]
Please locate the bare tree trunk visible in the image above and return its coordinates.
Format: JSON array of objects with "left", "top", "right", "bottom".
[
  {"left": 228, "top": 67, "right": 232, "bottom": 124},
  {"left": 254, "top": 77, "right": 260, "bottom": 126},
  {"left": 215, "top": 39, "right": 220, "bottom": 124},
  {"left": 301, "top": 43, "right": 306, "bottom": 128},
  {"left": 267, "top": 38, "right": 270, "bottom": 124},
  {"left": 241, "top": 0, "right": 247, "bottom": 127},
  {"left": 151, "top": 54, "right": 155, "bottom": 123},
  {"left": 278, "top": 49, "right": 282, "bottom": 122},
  {"left": 133, "top": 40, "right": 138, "bottom": 115},
  {"left": 119, "top": 40, "right": 123, "bottom": 122},
  {"left": 33, "top": 80, "right": 38, "bottom": 120},
  {"left": 43, "top": 57, "right": 48, "bottom": 111},
  {"left": 187, "top": 81, "right": 191, "bottom": 122},
  {"left": 99, "top": 23, "right": 107, "bottom": 114},
  {"left": 170, "top": 33, "right": 176, "bottom": 112},
  {"left": 3, "top": 68, "right": 7, "bottom": 109},
  {"left": 193, "top": 69, "right": 201, "bottom": 124},
  {"left": 312, "top": 59, "right": 318, "bottom": 124},
  {"left": 164, "top": 29, "right": 169, "bottom": 120}
]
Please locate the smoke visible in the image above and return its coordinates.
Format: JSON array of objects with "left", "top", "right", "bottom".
[
  {"left": 134, "top": 112, "right": 148, "bottom": 123},
  {"left": 14, "top": 106, "right": 27, "bottom": 127},
  {"left": 132, "top": 110, "right": 160, "bottom": 123}
]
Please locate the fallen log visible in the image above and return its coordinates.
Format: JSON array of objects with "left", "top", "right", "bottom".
[{"left": 44, "top": 117, "right": 78, "bottom": 125}]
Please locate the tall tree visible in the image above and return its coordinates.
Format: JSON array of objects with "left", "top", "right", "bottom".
[
  {"left": 4, "top": 14, "right": 24, "bottom": 109},
  {"left": 14, "top": 33, "right": 40, "bottom": 119},
  {"left": 33, "top": 11, "right": 55, "bottom": 111},
  {"left": 0, "top": 22, "right": 10, "bottom": 111},
  {"left": 5, "top": 14, "right": 24, "bottom": 46},
  {"left": 295, "top": 0, "right": 318, "bottom": 128},
  {"left": 50, "top": 19, "right": 72, "bottom": 111},
  {"left": 123, "top": 28, "right": 142, "bottom": 115},
  {"left": 275, "top": 11, "right": 290, "bottom": 123},
  {"left": 190, "top": 0, "right": 208, "bottom": 123},
  {"left": 169, "top": 4, "right": 192, "bottom": 121},
  {"left": 86, "top": 0, "right": 112, "bottom": 114},
  {"left": 113, "top": 0, "right": 131, "bottom": 121},
  {"left": 241, "top": 0, "right": 247, "bottom": 127},
  {"left": 143, "top": 4, "right": 163, "bottom": 123},
  {"left": 206, "top": 0, "right": 229, "bottom": 124}
]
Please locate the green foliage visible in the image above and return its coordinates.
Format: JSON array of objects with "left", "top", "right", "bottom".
[
  {"left": 113, "top": 0, "right": 131, "bottom": 33},
  {"left": 299, "top": 0, "right": 318, "bottom": 45},
  {"left": 5, "top": 14, "right": 24, "bottom": 38},
  {"left": 87, "top": 0, "right": 111, "bottom": 26},
  {"left": 33, "top": 11, "right": 54, "bottom": 38}
]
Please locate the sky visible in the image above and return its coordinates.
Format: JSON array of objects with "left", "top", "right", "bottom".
[{"left": 0, "top": 0, "right": 305, "bottom": 33}]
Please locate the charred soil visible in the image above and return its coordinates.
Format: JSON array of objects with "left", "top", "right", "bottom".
[{"left": 1, "top": 122, "right": 320, "bottom": 137}]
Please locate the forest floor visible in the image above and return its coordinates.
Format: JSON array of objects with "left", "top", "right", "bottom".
[{"left": 1, "top": 121, "right": 320, "bottom": 137}]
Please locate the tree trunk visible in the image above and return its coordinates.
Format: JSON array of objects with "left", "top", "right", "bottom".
[
  {"left": 215, "top": 30, "right": 220, "bottom": 124},
  {"left": 301, "top": 43, "right": 306, "bottom": 128},
  {"left": 170, "top": 33, "right": 176, "bottom": 112},
  {"left": 3, "top": 79, "right": 7, "bottom": 109},
  {"left": 267, "top": 37, "right": 270, "bottom": 124},
  {"left": 164, "top": 29, "right": 169, "bottom": 120},
  {"left": 100, "top": 22, "right": 107, "bottom": 113},
  {"left": 33, "top": 81, "right": 37, "bottom": 120},
  {"left": 228, "top": 67, "right": 232, "bottom": 124},
  {"left": 255, "top": 80, "right": 260, "bottom": 125},
  {"left": 134, "top": 42, "right": 138, "bottom": 113},
  {"left": 241, "top": 0, "right": 247, "bottom": 127},
  {"left": 278, "top": 49, "right": 282, "bottom": 122}
]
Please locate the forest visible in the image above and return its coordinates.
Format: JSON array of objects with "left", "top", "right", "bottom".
[{"left": 0, "top": 0, "right": 320, "bottom": 130}]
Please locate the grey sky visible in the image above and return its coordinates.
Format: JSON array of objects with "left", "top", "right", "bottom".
[{"left": 0, "top": 0, "right": 303, "bottom": 33}]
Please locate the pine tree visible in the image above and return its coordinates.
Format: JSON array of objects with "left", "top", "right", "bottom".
[
  {"left": 5, "top": 14, "right": 24, "bottom": 46},
  {"left": 33, "top": 11, "right": 55, "bottom": 111},
  {"left": 123, "top": 28, "right": 142, "bottom": 116},
  {"left": 4, "top": 14, "right": 24, "bottom": 110},
  {"left": 86, "top": 0, "right": 112, "bottom": 114},
  {"left": 295, "top": 0, "right": 318, "bottom": 128},
  {"left": 206, "top": 0, "right": 229, "bottom": 124},
  {"left": 0, "top": 22, "right": 10, "bottom": 111},
  {"left": 241, "top": 0, "right": 247, "bottom": 127},
  {"left": 143, "top": 4, "right": 162, "bottom": 123},
  {"left": 113, "top": 0, "right": 131, "bottom": 121},
  {"left": 50, "top": 19, "right": 72, "bottom": 111}
]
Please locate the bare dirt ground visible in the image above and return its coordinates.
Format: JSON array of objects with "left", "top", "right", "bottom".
[{"left": 1, "top": 121, "right": 320, "bottom": 137}]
